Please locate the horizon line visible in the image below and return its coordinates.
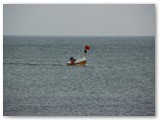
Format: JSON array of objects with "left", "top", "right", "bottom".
[{"left": 3, "top": 35, "right": 155, "bottom": 37}]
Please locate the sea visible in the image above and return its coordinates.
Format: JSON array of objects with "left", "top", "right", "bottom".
[{"left": 3, "top": 36, "right": 155, "bottom": 116}]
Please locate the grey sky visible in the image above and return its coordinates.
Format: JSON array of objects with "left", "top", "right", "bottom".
[{"left": 3, "top": 4, "right": 155, "bottom": 36}]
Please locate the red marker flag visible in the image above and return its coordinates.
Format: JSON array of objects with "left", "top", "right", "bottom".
[{"left": 85, "top": 45, "right": 90, "bottom": 50}]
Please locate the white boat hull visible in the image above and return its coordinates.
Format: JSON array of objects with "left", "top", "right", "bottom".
[{"left": 66, "top": 57, "right": 87, "bottom": 66}]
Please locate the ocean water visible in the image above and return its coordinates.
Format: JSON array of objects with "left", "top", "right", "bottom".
[{"left": 3, "top": 36, "right": 155, "bottom": 116}]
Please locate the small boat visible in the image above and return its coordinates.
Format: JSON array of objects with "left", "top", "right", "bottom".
[
  {"left": 66, "top": 45, "right": 90, "bottom": 66},
  {"left": 66, "top": 56, "right": 87, "bottom": 66}
]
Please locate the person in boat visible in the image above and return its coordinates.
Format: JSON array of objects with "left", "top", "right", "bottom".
[{"left": 70, "top": 57, "right": 76, "bottom": 64}]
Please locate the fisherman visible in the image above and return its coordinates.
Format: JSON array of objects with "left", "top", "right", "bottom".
[{"left": 70, "top": 57, "right": 76, "bottom": 64}]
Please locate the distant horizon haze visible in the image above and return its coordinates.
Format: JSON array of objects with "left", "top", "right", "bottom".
[{"left": 3, "top": 4, "right": 155, "bottom": 36}]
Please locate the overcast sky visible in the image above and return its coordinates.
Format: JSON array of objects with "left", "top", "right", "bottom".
[{"left": 3, "top": 4, "right": 155, "bottom": 36}]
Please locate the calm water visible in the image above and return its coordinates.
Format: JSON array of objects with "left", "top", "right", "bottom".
[{"left": 3, "top": 36, "right": 155, "bottom": 116}]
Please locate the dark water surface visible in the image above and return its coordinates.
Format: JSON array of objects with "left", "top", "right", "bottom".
[{"left": 3, "top": 36, "right": 155, "bottom": 116}]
